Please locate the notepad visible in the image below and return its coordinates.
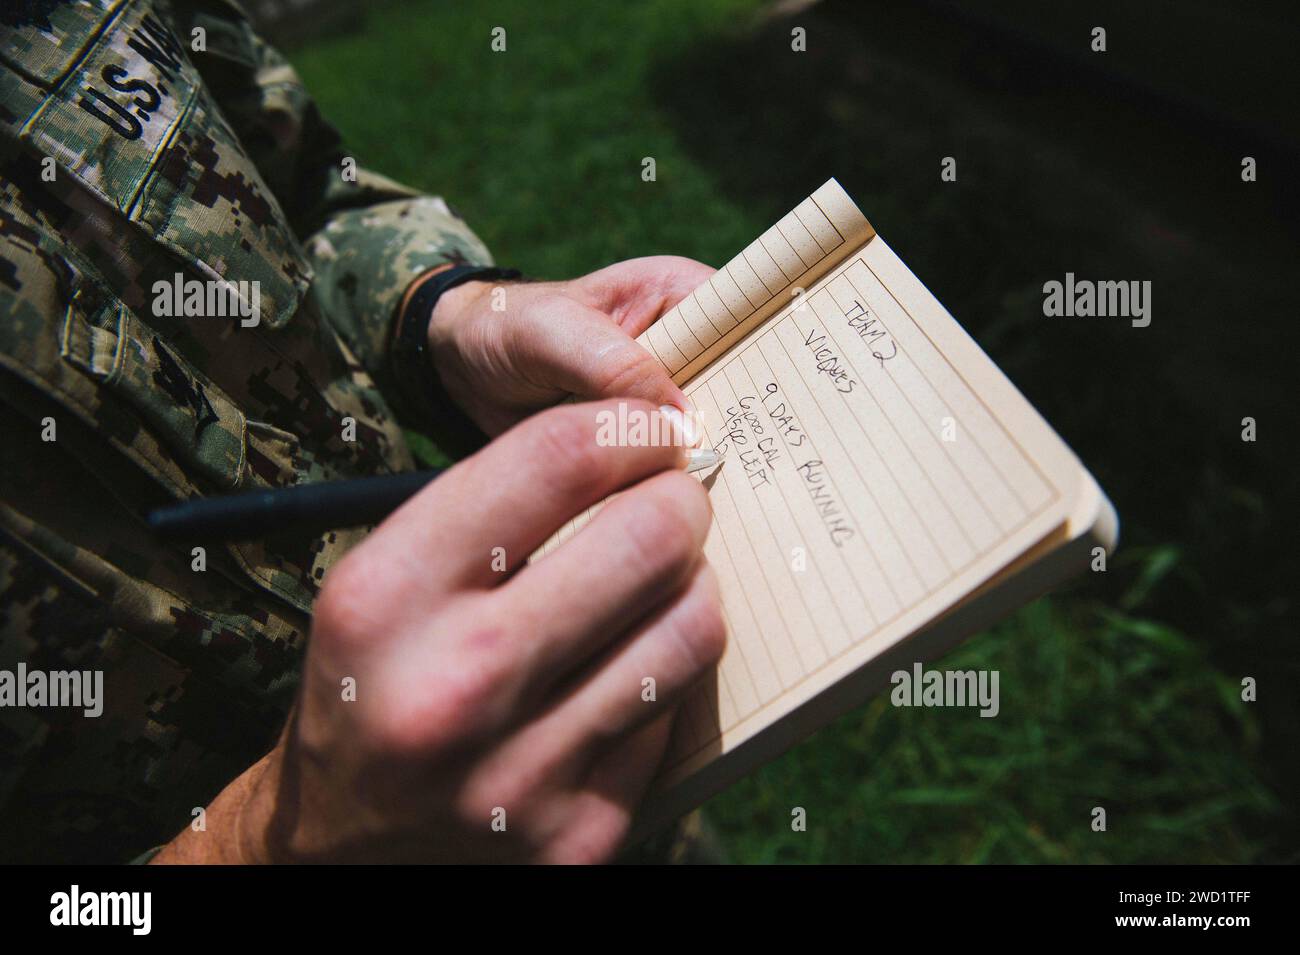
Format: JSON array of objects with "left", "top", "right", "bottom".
[{"left": 541, "top": 179, "right": 1115, "bottom": 834}]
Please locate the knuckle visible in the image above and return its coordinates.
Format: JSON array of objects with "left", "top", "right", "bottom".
[
  {"left": 690, "top": 590, "right": 729, "bottom": 666},
  {"left": 665, "top": 566, "right": 727, "bottom": 673},
  {"left": 669, "top": 596, "right": 727, "bottom": 675},
  {"left": 658, "top": 466, "right": 710, "bottom": 509},
  {"left": 619, "top": 489, "right": 700, "bottom": 582},
  {"left": 652, "top": 469, "right": 713, "bottom": 532},
  {"left": 437, "top": 649, "right": 504, "bottom": 728},
  {"left": 452, "top": 776, "right": 505, "bottom": 831},
  {"left": 313, "top": 556, "right": 384, "bottom": 652},
  {"left": 529, "top": 407, "right": 606, "bottom": 501},
  {"left": 467, "top": 757, "right": 549, "bottom": 824},
  {"left": 596, "top": 346, "right": 660, "bottom": 398},
  {"left": 363, "top": 607, "right": 511, "bottom": 757},
  {"left": 456, "top": 737, "right": 567, "bottom": 828},
  {"left": 369, "top": 662, "right": 497, "bottom": 757},
  {"left": 553, "top": 823, "right": 623, "bottom": 865}
]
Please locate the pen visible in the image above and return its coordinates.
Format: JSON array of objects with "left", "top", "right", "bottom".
[{"left": 147, "top": 448, "right": 720, "bottom": 541}]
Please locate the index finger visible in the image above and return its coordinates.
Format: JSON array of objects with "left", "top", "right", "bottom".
[{"left": 351, "top": 399, "right": 697, "bottom": 608}]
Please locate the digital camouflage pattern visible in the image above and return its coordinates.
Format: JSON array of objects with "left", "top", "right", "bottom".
[{"left": 0, "top": 0, "right": 494, "bottom": 862}]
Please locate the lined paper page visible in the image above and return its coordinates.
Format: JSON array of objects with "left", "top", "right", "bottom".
[
  {"left": 638, "top": 180, "right": 874, "bottom": 386},
  {"left": 654, "top": 234, "right": 1081, "bottom": 786}
]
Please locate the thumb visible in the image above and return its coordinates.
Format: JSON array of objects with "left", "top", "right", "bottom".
[
  {"left": 508, "top": 298, "right": 692, "bottom": 415},
  {"left": 567, "top": 256, "right": 716, "bottom": 336}
]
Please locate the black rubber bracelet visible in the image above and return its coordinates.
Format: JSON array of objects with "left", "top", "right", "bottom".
[{"left": 391, "top": 265, "right": 522, "bottom": 457}]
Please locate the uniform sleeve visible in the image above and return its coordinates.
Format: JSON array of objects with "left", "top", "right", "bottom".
[{"left": 173, "top": 0, "right": 494, "bottom": 416}]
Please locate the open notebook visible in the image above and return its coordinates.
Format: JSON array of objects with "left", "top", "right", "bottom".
[{"left": 538, "top": 179, "right": 1116, "bottom": 834}]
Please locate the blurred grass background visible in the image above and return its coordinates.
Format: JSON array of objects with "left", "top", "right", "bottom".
[{"left": 282, "top": 0, "right": 1297, "bottom": 862}]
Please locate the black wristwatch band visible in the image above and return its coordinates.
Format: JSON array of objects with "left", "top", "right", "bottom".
[{"left": 391, "top": 264, "right": 522, "bottom": 458}]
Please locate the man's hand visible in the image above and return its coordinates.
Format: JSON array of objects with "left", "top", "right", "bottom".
[
  {"left": 155, "top": 400, "right": 723, "bottom": 863},
  {"left": 427, "top": 256, "right": 714, "bottom": 435}
]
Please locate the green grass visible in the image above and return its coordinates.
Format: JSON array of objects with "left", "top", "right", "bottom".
[
  {"left": 288, "top": 0, "right": 763, "bottom": 277},
  {"left": 709, "top": 586, "right": 1276, "bottom": 863},
  {"left": 289, "top": 0, "right": 1292, "bottom": 863}
]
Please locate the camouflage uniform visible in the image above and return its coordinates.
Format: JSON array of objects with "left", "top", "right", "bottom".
[{"left": 0, "top": 0, "right": 493, "bottom": 862}]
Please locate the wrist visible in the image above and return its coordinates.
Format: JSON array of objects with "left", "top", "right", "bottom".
[
  {"left": 150, "top": 749, "right": 279, "bottom": 864},
  {"left": 390, "top": 264, "right": 521, "bottom": 453},
  {"left": 232, "top": 748, "right": 282, "bottom": 864},
  {"left": 426, "top": 278, "right": 492, "bottom": 354}
]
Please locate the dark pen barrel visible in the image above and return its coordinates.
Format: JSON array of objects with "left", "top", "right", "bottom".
[{"left": 146, "top": 470, "right": 442, "bottom": 541}]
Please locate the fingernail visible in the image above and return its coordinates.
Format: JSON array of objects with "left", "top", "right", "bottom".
[
  {"left": 683, "top": 398, "right": 703, "bottom": 446},
  {"left": 685, "top": 448, "right": 720, "bottom": 473},
  {"left": 659, "top": 403, "right": 702, "bottom": 448}
]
